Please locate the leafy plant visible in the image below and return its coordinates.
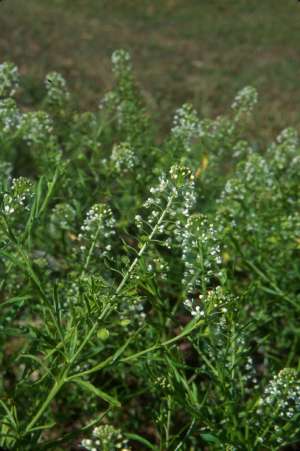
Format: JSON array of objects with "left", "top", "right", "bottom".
[{"left": 0, "top": 51, "right": 299, "bottom": 450}]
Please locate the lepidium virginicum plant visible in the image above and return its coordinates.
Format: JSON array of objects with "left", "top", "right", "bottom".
[{"left": 0, "top": 52, "right": 299, "bottom": 451}]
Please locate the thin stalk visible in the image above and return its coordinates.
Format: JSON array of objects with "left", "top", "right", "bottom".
[
  {"left": 120, "top": 317, "right": 203, "bottom": 364},
  {"left": 68, "top": 318, "right": 204, "bottom": 380},
  {"left": 82, "top": 223, "right": 102, "bottom": 274},
  {"left": 116, "top": 194, "right": 175, "bottom": 295},
  {"left": 25, "top": 368, "right": 68, "bottom": 434},
  {"left": 70, "top": 303, "right": 112, "bottom": 364},
  {"left": 39, "top": 169, "right": 59, "bottom": 216},
  {"left": 165, "top": 395, "right": 172, "bottom": 449}
]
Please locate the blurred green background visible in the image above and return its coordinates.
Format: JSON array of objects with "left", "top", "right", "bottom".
[{"left": 1, "top": 0, "right": 299, "bottom": 138}]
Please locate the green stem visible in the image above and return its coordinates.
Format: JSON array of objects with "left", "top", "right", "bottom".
[
  {"left": 82, "top": 223, "right": 102, "bottom": 274},
  {"left": 165, "top": 395, "right": 172, "bottom": 449},
  {"left": 116, "top": 194, "right": 174, "bottom": 295},
  {"left": 121, "top": 319, "right": 202, "bottom": 364},
  {"left": 39, "top": 169, "right": 59, "bottom": 216},
  {"left": 25, "top": 369, "right": 68, "bottom": 434},
  {"left": 68, "top": 318, "right": 204, "bottom": 381},
  {"left": 70, "top": 303, "right": 112, "bottom": 364}
]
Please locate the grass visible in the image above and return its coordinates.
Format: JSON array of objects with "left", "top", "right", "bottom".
[{"left": 0, "top": 0, "right": 300, "bottom": 138}]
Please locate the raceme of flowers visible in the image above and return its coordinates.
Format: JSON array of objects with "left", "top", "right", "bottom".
[
  {"left": 78, "top": 203, "right": 116, "bottom": 258},
  {"left": 2, "top": 177, "right": 34, "bottom": 217},
  {"left": 81, "top": 424, "right": 131, "bottom": 451}
]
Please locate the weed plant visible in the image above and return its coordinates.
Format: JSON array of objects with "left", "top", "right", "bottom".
[{"left": 0, "top": 51, "right": 299, "bottom": 450}]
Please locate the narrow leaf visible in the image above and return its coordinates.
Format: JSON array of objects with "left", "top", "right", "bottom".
[{"left": 71, "top": 378, "right": 121, "bottom": 407}]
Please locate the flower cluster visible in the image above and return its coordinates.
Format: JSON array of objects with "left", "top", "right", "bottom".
[
  {"left": 257, "top": 368, "right": 300, "bottom": 421},
  {"left": 276, "top": 126, "right": 298, "bottom": 147},
  {"left": 0, "top": 98, "right": 21, "bottom": 136},
  {"left": 45, "top": 72, "right": 70, "bottom": 107},
  {"left": 154, "top": 376, "right": 172, "bottom": 391},
  {"left": 60, "top": 279, "right": 80, "bottom": 312},
  {"left": 252, "top": 369, "right": 300, "bottom": 447},
  {"left": 183, "top": 296, "right": 203, "bottom": 318},
  {"left": 81, "top": 424, "right": 130, "bottom": 451},
  {"left": 169, "top": 163, "right": 194, "bottom": 188},
  {"left": 139, "top": 165, "right": 196, "bottom": 242},
  {"left": 0, "top": 62, "right": 19, "bottom": 97},
  {"left": 236, "top": 355, "right": 259, "bottom": 394},
  {"left": 150, "top": 255, "right": 170, "bottom": 280},
  {"left": 181, "top": 215, "right": 223, "bottom": 308},
  {"left": 134, "top": 214, "right": 143, "bottom": 230},
  {"left": 268, "top": 127, "right": 300, "bottom": 173},
  {"left": 171, "top": 103, "right": 202, "bottom": 151},
  {"left": 111, "top": 49, "right": 132, "bottom": 77},
  {"left": 184, "top": 285, "right": 228, "bottom": 319},
  {"left": 19, "top": 111, "right": 54, "bottom": 145},
  {"left": 79, "top": 204, "right": 116, "bottom": 258},
  {"left": 119, "top": 295, "right": 146, "bottom": 328},
  {"left": 99, "top": 90, "right": 118, "bottom": 111},
  {"left": 100, "top": 49, "right": 149, "bottom": 147},
  {"left": 232, "top": 139, "right": 254, "bottom": 160},
  {"left": 217, "top": 153, "right": 275, "bottom": 234},
  {"left": 169, "top": 164, "right": 196, "bottom": 217},
  {"left": 2, "top": 177, "right": 34, "bottom": 217},
  {"left": 111, "top": 142, "right": 137, "bottom": 173},
  {"left": 143, "top": 174, "right": 169, "bottom": 213},
  {"left": 231, "top": 86, "right": 258, "bottom": 117}
]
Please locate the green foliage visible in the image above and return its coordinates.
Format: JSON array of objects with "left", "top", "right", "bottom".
[{"left": 0, "top": 51, "right": 299, "bottom": 450}]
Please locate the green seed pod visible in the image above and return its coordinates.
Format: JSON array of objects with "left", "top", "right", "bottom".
[{"left": 97, "top": 328, "right": 110, "bottom": 341}]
